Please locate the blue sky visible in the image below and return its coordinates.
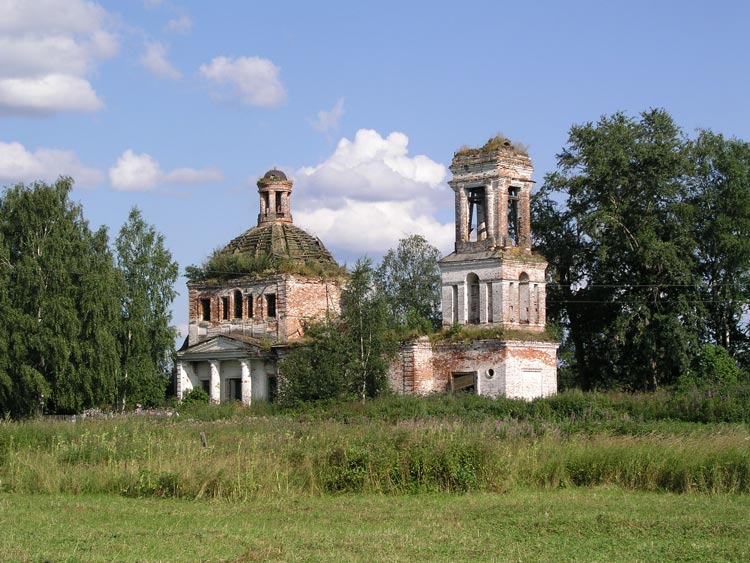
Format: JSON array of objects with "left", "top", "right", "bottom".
[{"left": 2, "top": 0, "right": 749, "bottom": 338}]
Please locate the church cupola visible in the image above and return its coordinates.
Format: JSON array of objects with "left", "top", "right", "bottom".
[{"left": 257, "top": 169, "right": 293, "bottom": 226}]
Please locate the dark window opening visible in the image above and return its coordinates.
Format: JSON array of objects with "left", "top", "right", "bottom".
[
  {"left": 200, "top": 298, "right": 211, "bottom": 321},
  {"left": 268, "top": 376, "right": 278, "bottom": 403},
  {"left": 221, "top": 296, "right": 229, "bottom": 320},
  {"left": 508, "top": 186, "right": 520, "bottom": 246},
  {"left": 247, "top": 295, "right": 254, "bottom": 318},
  {"left": 519, "top": 273, "right": 530, "bottom": 324},
  {"left": 451, "top": 371, "right": 476, "bottom": 393},
  {"left": 467, "top": 273, "right": 480, "bottom": 324},
  {"left": 266, "top": 294, "right": 276, "bottom": 318},
  {"left": 263, "top": 192, "right": 269, "bottom": 216},
  {"left": 233, "top": 290, "right": 243, "bottom": 318},
  {"left": 227, "top": 378, "right": 242, "bottom": 402},
  {"left": 201, "top": 379, "right": 210, "bottom": 393},
  {"left": 275, "top": 192, "right": 283, "bottom": 215}
]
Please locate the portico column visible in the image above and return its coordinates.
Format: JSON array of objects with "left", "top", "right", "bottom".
[
  {"left": 176, "top": 361, "right": 186, "bottom": 400},
  {"left": 240, "top": 359, "right": 252, "bottom": 406},
  {"left": 209, "top": 360, "right": 221, "bottom": 404}
]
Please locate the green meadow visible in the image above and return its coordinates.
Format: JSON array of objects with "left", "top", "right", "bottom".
[{"left": 2, "top": 392, "right": 750, "bottom": 561}]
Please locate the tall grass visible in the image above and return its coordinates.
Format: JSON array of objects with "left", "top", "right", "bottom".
[{"left": 2, "top": 404, "right": 749, "bottom": 499}]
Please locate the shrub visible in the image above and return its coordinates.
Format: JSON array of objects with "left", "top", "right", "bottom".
[{"left": 181, "top": 388, "right": 209, "bottom": 406}]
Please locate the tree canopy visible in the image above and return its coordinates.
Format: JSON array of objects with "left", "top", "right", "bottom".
[
  {"left": 0, "top": 179, "right": 178, "bottom": 417},
  {"left": 374, "top": 234, "right": 442, "bottom": 334},
  {"left": 278, "top": 258, "right": 396, "bottom": 405},
  {"left": 534, "top": 109, "right": 750, "bottom": 390}
]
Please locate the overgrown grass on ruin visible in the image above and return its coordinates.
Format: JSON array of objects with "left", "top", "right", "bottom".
[{"left": 3, "top": 391, "right": 750, "bottom": 499}]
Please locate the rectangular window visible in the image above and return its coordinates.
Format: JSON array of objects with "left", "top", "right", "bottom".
[
  {"left": 451, "top": 371, "right": 477, "bottom": 393},
  {"left": 200, "top": 298, "right": 211, "bottom": 321},
  {"left": 221, "top": 296, "right": 229, "bottom": 320},
  {"left": 234, "top": 290, "right": 243, "bottom": 318},
  {"left": 266, "top": 294, "right": 276, "bottom": 318},
  {"left": 247, "top": 295, "right": 254, "bottom": 318},
  {"left": 201, "top": 379, "right": 210, "bottom": 393},
  {"left": 227, "top": 379, "right": 242, "bottom": 402}
]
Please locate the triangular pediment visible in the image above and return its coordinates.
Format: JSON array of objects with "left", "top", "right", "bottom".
[{"left": 177, "top": 334, "right": 271, "bottom": 359}]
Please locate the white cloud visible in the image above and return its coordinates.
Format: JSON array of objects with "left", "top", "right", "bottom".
[
  {"left": 198, "top": 56, "right": 287, "bottom": 108},
  {"left": 109, "top": 149, "right": 223, "bottom": 191},
  {"left": 109, "top": 150, "right": 162, "bottom": 191},
  {"left": 0, "top": 141, "right": 103, "bottom": 188},
  {"left": 0, "top": 75, "right": 104, "bottom": 114},
  {"left": 311, "top": 97, "right": 345, "bottom": 134},
  {"left": 296, "top": 200, "right": 454, "bottom": 257},
  {"left": 165, "top": 14, "right": 192, "bottom": 34},
  {"left": 293, "top": 129, "right": 453, "bottom": 258},
  {"left": 0, "top": 0, "right": 116, "bottom": 114},
  {"left": 0, "top": 0, "right": 110, "bottom": 34},
  {"left": 140, "top": 41, "right": 181, "bottom": 80}
]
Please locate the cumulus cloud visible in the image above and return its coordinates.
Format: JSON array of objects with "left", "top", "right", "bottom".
[
  {"left": 311, "top": 97, "right": 345, "bottom": 134},
  {"left": 0, "top": 141, "right": 103, "bottom": 188},
  {"left": 293, "top": 129, "right": 454, "bottom": 257},
  {"left": 140, "top": 41, "right": 181, "bottom": 80},
  {"left": 198, "top": 56, "right": 287, "bottom": 108},
  {"left": 165, "top": 14, "right": 192, "bottom": 34},
  {"left": 0, "top": 74, "right": 104, "bottom": 114},
  {"left": 0, "top": 0, "right": 116, "bottom": 114},
  {"left": 109, "top": 149, "right": 223, "bottom": 191}
]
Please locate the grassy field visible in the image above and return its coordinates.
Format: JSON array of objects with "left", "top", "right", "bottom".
[
  {"left": 2, "top": 392, "right": 750, "bottom": 561},
  {"left": 2, "top": 412, "right": 749, "bottom": 497},
  {"left": 2, "top": 489, "right": 750, "bottom": 562}
]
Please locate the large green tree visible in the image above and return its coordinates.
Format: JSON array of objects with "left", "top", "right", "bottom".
[
  {"left": 687, "top": 130, "right": 750, "bottom": 362},
  {"left": 374, "top": 234, "right": 442, "bottom": 333},
  {"left": 536, "top": 110, "right": 703, "bottom": 390},
  {"left": 0, "top": 178, "right": 122, "bottom": 416},
  {"left": 115, "top": 208, "right": 179, "bottom": 408}
]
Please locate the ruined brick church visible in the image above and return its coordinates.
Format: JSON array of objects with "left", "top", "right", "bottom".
[{"left": 175, "top": 140, "right": 557, "bottom": 403}]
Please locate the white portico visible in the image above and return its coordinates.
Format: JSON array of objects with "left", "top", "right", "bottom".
[{"left": 175, "top": 335, "right": 277, "bottom": 404}]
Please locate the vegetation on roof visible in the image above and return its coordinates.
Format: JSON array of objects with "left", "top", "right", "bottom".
[
  {"left": 257, "top": 172, "right": 288, "bottom": 185},
  {"left": 185, "top": 249, "right": 346, "bottom": 283},
  {"left": 455, "top": 133, "right": 529, "bottom": 157},
  {"left": 429, "top": 323, "right": 558, "bottom": 344}
]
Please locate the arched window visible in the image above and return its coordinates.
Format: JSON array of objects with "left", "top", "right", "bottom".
[
  {"left": 467, "top": 273, "right": 480, "bottom": 324},
  {"left": 519, "top": 273, "right": 530, "bottom": 324},
  {"left": 233, "top": 290, "right": 243, "bottom": 318}
]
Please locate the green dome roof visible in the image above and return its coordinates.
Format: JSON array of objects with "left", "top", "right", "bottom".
[{"left": 219, "top": 222, "right": 338, "bottom": 269}]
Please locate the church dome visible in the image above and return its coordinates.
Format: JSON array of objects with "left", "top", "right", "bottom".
[
  {"left": 189, "top": 167, "right": 341, "bottom": 282},
  {"left": 260, "top": 169, "right": 288, "bottom": 182},
  {"left": 218, "top": 222, "right": 339, "bottom": 271}
]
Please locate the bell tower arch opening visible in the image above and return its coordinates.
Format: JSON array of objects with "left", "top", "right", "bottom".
[
  {"left": 467, "top": 186, "right": 487, "bottom": 242},
  {"left": 507, "top": 186, "right": 520, "bottom": 247}
]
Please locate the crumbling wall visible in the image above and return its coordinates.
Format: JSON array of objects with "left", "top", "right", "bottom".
[
  {"left": 284, "top": 276, "right": 342, "bottom": 340},
  {"left": 390, "top": 338, "right": 557, "bottom": 400}
]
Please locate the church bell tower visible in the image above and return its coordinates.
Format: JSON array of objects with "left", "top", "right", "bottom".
[{"left": 439, "top": 137, "right": 548, "bottom": 332}]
